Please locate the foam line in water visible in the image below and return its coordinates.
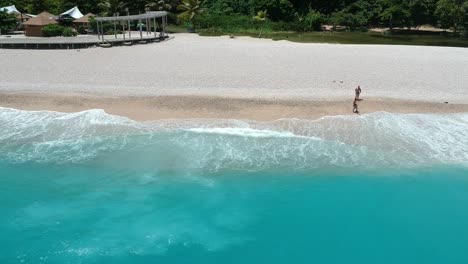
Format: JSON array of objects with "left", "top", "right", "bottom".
[
  {"left": 1, "top": 107, "right": 467, "bottom": 170},
  {"left": 186, "top": 127, "right": 318, "bottom": 139}
]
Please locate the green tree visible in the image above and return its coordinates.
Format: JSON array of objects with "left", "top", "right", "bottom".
[
  {"left": 435, "top": 0, "right": 467, "bottom": 32},
  {"left": 295, "top": 9, "right": 324, "bottom": 31},
  {"left": 253, "top": 9, "right": 267, "bottom": 37},
  {"left": 26, "top": 0, "right": 50, "bottom": 14},
  {"left": 290, "top": 0, "right": 349, "bottom": 15},
  {"left": 463, "top": 1, "right": 468, "bottom": 31},
  {"left": 202, "top": 0, "right": 250, "bottom": 15},
  {"left": 147, "top": 0, "right": 179, "bottom": 11},
  {"left": 177, "top": 0, "right": 204, "bottom": 30},
  {"left": 408, "top": 0, "right": 437, "bottom": 27},
  {"left": 0, "top": 10, "right": 16, "bottom": 34},
  {"left": 0, "top": 0, "right": 27, "bottom": 12},
  {"left": 98, "top": 0, "right": 127, "bottom": 15},
  {"left": 330, "top": 0, "right": 381, "bottom": 30},
  {"left": 379, "top": 0, "right": 411, "bottom": 29},
  {"left": 251, "top": 0, "right": 294, "bottom": 21}
]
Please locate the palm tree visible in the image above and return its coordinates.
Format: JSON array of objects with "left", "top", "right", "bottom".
[
  {"left": 98, "top": 0, "right": 127, "bottom": 15},
  {"left": 253, "top": 10, "right": 268, "bottom": 38},
  {"left": 146, "top": 0, "right": 179, "bottom": 11},
  {"left": 177, "top": 0, "right": 203, "bottom": 31}
]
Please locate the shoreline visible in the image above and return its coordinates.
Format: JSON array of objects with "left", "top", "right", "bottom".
[
  {"left": 1, "top": 93, "right": 467, "bottom": 121},
  {"left": 1, "top": 34, "right": 467, "bottom": 105}
]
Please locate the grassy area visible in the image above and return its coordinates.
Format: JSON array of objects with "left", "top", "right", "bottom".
[
  {"left": 166, "top": 25, "right": 190, "bottom": 34},
  {"left": 201, "top": 30, "right": 468, "bottom": 48},
  {"left": 167, "top": 23, "right": 468, "bottom": 47},
  {"left": 167, "top": 24, "right": 468, "bottom": 48}
]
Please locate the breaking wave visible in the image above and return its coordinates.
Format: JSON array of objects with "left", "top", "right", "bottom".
[{"left": 1, "top": 107, "right": 467, "bottom": 171}]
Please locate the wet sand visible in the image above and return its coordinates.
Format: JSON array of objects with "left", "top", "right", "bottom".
[{"left": 1, "top": 93, "right": 466, "bottom": 121}]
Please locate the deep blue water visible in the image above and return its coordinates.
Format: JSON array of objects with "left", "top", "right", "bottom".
[{"left": 1, "top": 108, "right": 468, "bottom": 263}]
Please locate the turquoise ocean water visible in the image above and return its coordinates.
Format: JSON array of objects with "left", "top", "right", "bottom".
[{"left": 1, "top": 107, "right": 468, "bottom": 263}]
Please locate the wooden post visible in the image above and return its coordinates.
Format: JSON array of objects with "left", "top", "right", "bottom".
[
  {"left": 113, "top": 13, "right": 117, "bottom": 39},
  {"left": 128, "top": 20, "right": 131, "bottom": 38},
  {"left": 139, "top": 19, "right": 143, "bottom": 39},
  {"left": 162, "top": 16, "right": 166, "bottom": 37},
  {"left": 145, "top": 8, "right": 150, "bottom": 36},
  {"left": 123, "top": 21, "right": 126, "bottom": 41},
  {"left": 96, "top": 20, "right": 100, "bottom": 40},
  {"left": 126, "top": 9, "right": 131, "bottom": 38},
  {"left": 154, "top": 17, "right": 157, "bottom": 37},
  {"left": 101, "top": 21, "right": 105, "bottom": 42}
]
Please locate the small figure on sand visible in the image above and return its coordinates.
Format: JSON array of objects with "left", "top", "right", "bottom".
[
  {"left": 355, "top": 85, "right": 362, "bottom": 100},
  {"left": 353, "top": 98, "right": 359, "bottom": 114}
]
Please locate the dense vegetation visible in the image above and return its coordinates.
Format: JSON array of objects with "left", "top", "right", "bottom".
[
  {"left": 41, "top": 23, "right": 77, "bottom": 36},
  {"left": 1, "top": 0, "right": 468, "bottom": 37},
  {"left": 0, "top": 9, "right": 16, "bottom": 33}
]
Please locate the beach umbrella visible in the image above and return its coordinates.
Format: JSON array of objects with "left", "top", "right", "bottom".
[{"left": 0, "top": 5, "right": 20, "bottom": 14}]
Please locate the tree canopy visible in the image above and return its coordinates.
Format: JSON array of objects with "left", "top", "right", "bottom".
[{"left": 1, "top": 0, "right": 467, "bottom": 32}]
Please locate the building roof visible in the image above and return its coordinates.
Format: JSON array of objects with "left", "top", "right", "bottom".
[
  {"left": 60, "top": 6, "right": 83, "bottom": 19},
  {"left": 95, "top": 11, "right": 167, "bottom": 22},
  {"left": 23, "top": 14, "right": 58, "bottom": 26},
  {"left": 37, "top": 11, "right": 56, "bottom": 19},
  {"left": 74, "top": 13, "right": 95, "bottom": 23},
  {"left": 15, "top": 13, "right": 34, "bottom": 20},
  {"left": 0, "top": 5, "right": 20, "bottom": 14}
]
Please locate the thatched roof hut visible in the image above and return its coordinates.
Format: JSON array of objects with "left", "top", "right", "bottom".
[
  {"left": 23, "top": 13, "right": 58, "bottom": 37},
  {"left": 37, "top": 11, "right": 56, "bottom": 19},
  {"left": 74, "top": 13, "right": 95, "bottom": 24}
]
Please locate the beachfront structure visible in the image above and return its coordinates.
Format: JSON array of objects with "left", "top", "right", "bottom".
[
  {"left": 23, "top": 12, "right": 58, "bottom": 37},
  {"left": 36, "top": 12, "right": 56, "bottom": 20},
  {"left": 73, "top": 13, "right": 94, "bottom": 31},
  {"left": 0, "top": 5, "right": 19, "bottom": 14},
  {"left": 74, "top": 13, "right": 94, "bottom": 24},
  {"left": 1, "top": 5, "right": 36, "bottom": 24},
  {"left": 1, "top": 10, "right": 169, "bottom": 48},
  {"left": 95, "top": 11, "right": 168, "bottom": 42},
  {"left": 60, "top": 6, "right": 83, "bottom": 19},
  {"left": 16, "top": 13, "right": 34, "bottom": 23}
]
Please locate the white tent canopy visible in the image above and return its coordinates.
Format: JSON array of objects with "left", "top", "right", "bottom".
[
  {"left": 60, "top": 6, "right": 84, "bottom": 19},
  {"left": 0, "top": 5, "right": 20, "bottom": 14}
]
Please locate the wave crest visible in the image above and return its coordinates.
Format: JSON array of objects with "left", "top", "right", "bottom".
[{"left": 1, "top": 107, "right": 467, "bottom": 170}]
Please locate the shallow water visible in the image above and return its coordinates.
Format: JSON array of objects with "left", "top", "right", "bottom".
[{"left": 1, "top": 108, "right": 468, "bottom": 263}]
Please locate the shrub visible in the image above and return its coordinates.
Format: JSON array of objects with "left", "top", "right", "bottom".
[
  {"left": 76, "top": 25, "right": 87, "bottom": 34},
  {"left": 62, "top": 27, "right": 77, "bottom": 37},
  {"left": 330, "top": 11, "right": 368, "bottom": 31},
  {"left": 42, "top": 24, "right": 77, "bottom": 37},
  {"left": 42, "top": 24, "right": 65, "bottom": 37},
  {"left": 294, "top": 10, "right": 324, "bottom": 32},
  {"left": 198, "top": 27, "right": 225, "bottom": 36},
  {"left": 303, "top": 11, "right": 324, "bottom": 31}
]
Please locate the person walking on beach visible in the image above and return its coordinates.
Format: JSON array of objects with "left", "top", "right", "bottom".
[
  {"left": 353, "top": 98, "right": 359, "bottom": 114},
  {"left": 355, "top": 85, "right": 362, "bottom": 100}
]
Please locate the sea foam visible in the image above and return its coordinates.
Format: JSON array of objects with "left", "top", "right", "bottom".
[{"left": 1, "top": 107, "right": 467, "bottom": 170}]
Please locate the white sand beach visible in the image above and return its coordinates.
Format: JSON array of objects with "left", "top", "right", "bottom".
[{"left": 0, "top": 33, "right": 467, "bottom": 119}]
